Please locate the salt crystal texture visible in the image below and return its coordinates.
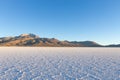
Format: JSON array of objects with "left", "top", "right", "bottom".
[{"left": 0, "top": 47, "right": 120, "bottom": 80}]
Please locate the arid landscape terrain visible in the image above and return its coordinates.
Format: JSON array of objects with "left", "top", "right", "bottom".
[
  {"left": 0, "top": 33, "right": 120, "bottom": 47},
  {"left": 0, "top": 47, "right": 120, "bottom": 80},
  {"left": 1, "top": 0, "right": 120, "bottom": 80}
]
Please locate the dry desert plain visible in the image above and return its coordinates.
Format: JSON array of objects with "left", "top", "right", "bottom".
[{"left": 0, "top": 47, "right": 120, "bottom": 80}]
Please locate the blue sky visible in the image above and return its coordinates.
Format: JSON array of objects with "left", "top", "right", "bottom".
[{"left": 0, "top": 0, "right": 120, "bottom": 45}]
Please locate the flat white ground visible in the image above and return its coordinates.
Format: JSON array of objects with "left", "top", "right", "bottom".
[{"left": 0, "top": 47, "right": 120, "bottom": 80}]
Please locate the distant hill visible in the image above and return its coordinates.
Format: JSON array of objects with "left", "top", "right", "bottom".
[
  {"left": 0, "top": 33, "right": 109, "bottom": 47},
  {"left": 70, "top": 41, "right": 102, "bottom": 47},
  {"left": 106, "top": 44, "right": 120, "bottom": 47}
]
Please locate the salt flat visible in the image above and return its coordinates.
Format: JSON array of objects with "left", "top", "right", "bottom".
[{"left": 0, "top": 47, "right": 120, "bottom": 80}]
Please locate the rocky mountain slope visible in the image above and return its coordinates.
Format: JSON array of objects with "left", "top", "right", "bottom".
[{"left": 0, "top": 33, "right": 102, "bottom": 47}]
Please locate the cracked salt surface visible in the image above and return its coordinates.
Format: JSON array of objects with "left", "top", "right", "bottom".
[{"left": 0, "top": 47, "right": 120, "bottom": 80}]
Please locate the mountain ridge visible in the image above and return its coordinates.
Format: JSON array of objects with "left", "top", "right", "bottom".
[{"left": 0, "top": 33, "right": 118, "bottom": 47}]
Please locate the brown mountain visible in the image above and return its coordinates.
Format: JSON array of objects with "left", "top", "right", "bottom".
[{"left": 0, "top": 33, "right": 102, "bottom": 47}]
